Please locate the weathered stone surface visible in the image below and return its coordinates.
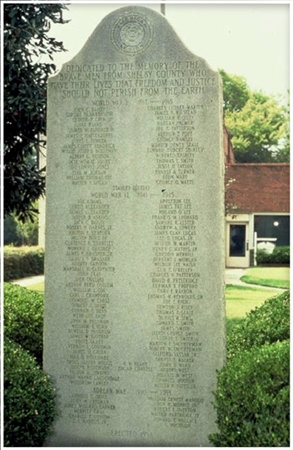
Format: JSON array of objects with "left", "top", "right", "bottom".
[{"left": 44, "top": 5, "right": 225, "bottom": 446}]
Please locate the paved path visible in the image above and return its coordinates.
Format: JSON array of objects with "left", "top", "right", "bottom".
[
  {"left": 225, "top": 268, "right": 247, "bottom": 286},
  {"left": 11, "top": 274, "right": 45, "bottom": 287},
  {"left": 11, "top": 269, "right": 286, "bottom": 290}
]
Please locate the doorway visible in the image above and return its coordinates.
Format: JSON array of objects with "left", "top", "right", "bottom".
[{"left": 226, "top": 223, "right": 250, "bottom": 267}]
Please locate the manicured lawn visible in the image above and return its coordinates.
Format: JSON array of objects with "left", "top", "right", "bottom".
[
  {"left": 225, "top": 284, "right": 280, "bottom": 320},
  {"left": 28, "top": 282, "right": 44, "bottom": 292},
  {"left": 240, "top": 267, "right": 290, "bottom": 289}
]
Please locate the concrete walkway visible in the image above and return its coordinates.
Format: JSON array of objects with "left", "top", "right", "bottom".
[
  {"left": 11, "top": 274, "right": 45, "bottom": 287},
  {"left": 11, "top": 268, "right": 286, "bottom": 290},
  {"left": 225, "top": 268, "right": 247, "bottom": 286}
]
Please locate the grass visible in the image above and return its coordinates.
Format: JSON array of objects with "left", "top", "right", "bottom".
[
  {"left": 240, "top": 267, "right": 290, "bottom": 289},
  {"left": 28, "top": 282, "right": 44, "bottom": 292},
  {"left": 225, "top": 284, "right": 280, "bottom": 320}
]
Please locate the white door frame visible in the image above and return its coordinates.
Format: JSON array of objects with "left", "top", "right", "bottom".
[{"left": 226, "top": 221, "right": 250, "bottom": 268}]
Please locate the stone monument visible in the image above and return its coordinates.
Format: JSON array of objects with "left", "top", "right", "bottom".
[{"left": 44, "top": 5, "right": 225, "bottom": 446}]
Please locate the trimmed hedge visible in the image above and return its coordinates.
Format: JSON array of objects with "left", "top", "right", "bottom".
[
  {"left": 210, "top": 340, "right": 289, "bottom": 447},
  {"left": 4, "top": 283, "right": 44, "bottom": 366},
  {"left": 4, "top": 245, "right": 44, "bottom": 281},
  {"left": 4, "top": 338, "right": 56, "bottom": 447},
  {"left": 210, "top": 291, "right": 290, "bottom": 446},
  {"left": 227, "top": 290, "right": 290, "bottom": 360},
  {"left": 256, "top": 246, "right": 290, "bottom": 265}
]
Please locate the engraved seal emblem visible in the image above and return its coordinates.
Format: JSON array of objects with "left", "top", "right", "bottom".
[{"left": 111, "top": 12, "right": 153, "bottom": 55}]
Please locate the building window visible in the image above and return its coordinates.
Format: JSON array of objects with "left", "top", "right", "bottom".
[{"left": 254, "top": 215, "right": 290, "bottom": 247}]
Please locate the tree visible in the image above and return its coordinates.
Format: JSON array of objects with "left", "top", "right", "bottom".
[
  {"left": 220, "top": 69, "right": 289, "bottom": 163},
  {"left": 4, "top": 3, "right": 68, "bottom": 222},
  {"left": 219, "top": 69, "right": 250, "bottom": 113},
  {"left": 4, "top": 207, "right": 39, "bottom": 246},
  {"left": 276, "top": 95, "right": 290, "bottom": 162}
]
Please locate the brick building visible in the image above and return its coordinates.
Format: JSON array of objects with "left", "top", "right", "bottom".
[{"left": 224, "top": 127, "right": 290, "bottom": 267}]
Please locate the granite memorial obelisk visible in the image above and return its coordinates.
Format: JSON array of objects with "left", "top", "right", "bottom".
[{"left": 44, "top": 5, "right": 225, "bottom": 446}]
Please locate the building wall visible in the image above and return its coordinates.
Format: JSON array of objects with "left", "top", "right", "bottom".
[
  {"left": 225, "top": 163, "right": 290, "bottom": 214},
  {"left": 225, "top": 162, "right": 289, "bottom": 267}
]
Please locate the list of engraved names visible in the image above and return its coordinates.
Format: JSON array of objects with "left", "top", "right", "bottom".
[{"left": 50, "top": 56, "right": 215, "bottom": 435}]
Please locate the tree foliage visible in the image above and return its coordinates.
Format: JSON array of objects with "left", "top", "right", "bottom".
[
  {"left": 4, "top": 3, "right": 68, "bottom": 222},
  {"left": 219, "top": 69, "right": 250, "bottom": 113},
  {"left": 220, "top": 69, "right": 289, "bottom": 163},
  {"left": 4, "top": 210, "right": 39, "bottom": 246}
]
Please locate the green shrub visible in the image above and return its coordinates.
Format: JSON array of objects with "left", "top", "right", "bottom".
[
  {"left": 211, "top": 291, "right": 290, "bottom": 446},
  {"left": 272, "top": 246, "right": 290, "bottom": 264},
  {"left": 210, "top": 340, "right": 290, "bottom": 447},
  {"left": 227, "top": 290, "right": 289, "bottom": 360},
  {"left": 257, "top": 246, "right": 290, "bottom": 265},
  {"left": 4, "top": 338, "right": 56, "bottom": 447},
  {"left": 4, "top": 283, "right": 43, "bottom": 366},
  {"left": 4, "top": 246, "right": 44, "bottom": 281}
]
